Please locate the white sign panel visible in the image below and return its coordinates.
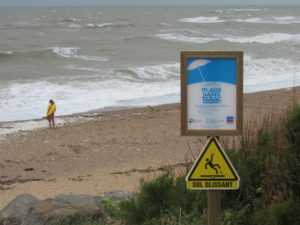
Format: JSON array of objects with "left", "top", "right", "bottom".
[{"left": 187, "top": 58, "right": 237, "bottom": 130}]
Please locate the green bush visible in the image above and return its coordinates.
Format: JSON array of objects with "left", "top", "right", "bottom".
[
  {"left": 119, "top": 172, "right": 207, "bottom": 225},
  {"left": 271, "top": 199, "right": 300, "bottom": 225},
  {"left": 285, "top": 104, "right": 300, "bottom": 145},
  {"left": 284, "top": 104, "right": 300, "bottom": 198},
  {"left": 101, "top": 198, "right": 120, "bottom": 218}
]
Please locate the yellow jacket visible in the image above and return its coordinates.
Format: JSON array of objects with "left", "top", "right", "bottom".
[{"left": 47, "top": 103, "right": 56, "bottom": 116}]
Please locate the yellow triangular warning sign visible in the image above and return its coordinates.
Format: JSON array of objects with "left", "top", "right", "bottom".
[{"left": 186, "top": 137, "right": 240, "bottom": 190}]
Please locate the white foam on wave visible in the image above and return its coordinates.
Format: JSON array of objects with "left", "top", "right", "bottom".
[
  {"left": 0, "top": 63, "right": 180, "bottom": 122},
  {"left": 228, "top": 8, "right": 263, "bottom": 12},
  {"left": 270, "top": 16, "right": 300, "bottom": 24},
  {"left": 13, "top": 21, "right": 39, "bottom": 28},
  {"left": 1, "top": 55, "right": 299, "bottom": 122},
  {"left": 68, "top": 24, "right": 82, "bottom": 28},
  {"left": 86, "top": 23, "right": 114, "bottom": 28},
  {"left": 156, "top": 33, "right": 216, "bottom": 44},
  {"left": 0, "top": 116, "right": 96, "bottom": 140},
  {"left": 235, "top": 18, "right": 262, "bottom": 23},
  {"left": 235, "top": 16, "right": 300, "bottom": 24},
  {"left": 75, "top": 54, "right": 108, "bottom": 62},
  {"left": 179, "top": 14, "right": 300, "bottom": 24},
  {"left": 64, "top": 64, "right": 101, "bottom": 72},
  {"left": 224, "top": 33, "right": 300, "bottom": 44},
  {"left": 178, "top": 16, "right": 225, "bottom": 23},
  {"left": 60, "top": 18, "right": 84, "bottom": 22},
  {"left": 130, "top": 63, "right": 179, "bottom": 80},
  {"left": 157, "top": 32, "right": 300, "bottom": 44},
  {"left": 244, "top": 55, "right": 300, "bottom": 92},
  {"left": 51, "top": 47, "right": 79, "bottom": 58},
  {"left": 273, "top": 16, "right": 294, "bottom": 21},
  {"left": 50, "top": 47, "right": 108, "bottom": 62},
  {"left": 206, "top": 9, "right": 223, "bottom": 14},
  {"left": 0, "top": 50, "right": 14, "bottom": 55},
  {"left": 0, "top": 119, "right": 63, "bottom": 139}
]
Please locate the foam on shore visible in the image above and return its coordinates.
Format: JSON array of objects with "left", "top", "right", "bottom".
[{"left": 0, "top": 116, "right": 97, "bottom": 141}]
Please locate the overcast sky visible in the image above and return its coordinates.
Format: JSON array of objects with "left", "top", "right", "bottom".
[{"left": 0, "top": 0, "right": 299, "bottom": 7}]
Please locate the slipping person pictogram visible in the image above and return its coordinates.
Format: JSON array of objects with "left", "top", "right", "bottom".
[{"left": 205, "top": 154, "right": 221, "bottom": 174}]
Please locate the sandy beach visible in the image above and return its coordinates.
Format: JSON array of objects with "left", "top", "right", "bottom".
[{"left": 0, "top": 87, "right": 299, "bottom": 209}]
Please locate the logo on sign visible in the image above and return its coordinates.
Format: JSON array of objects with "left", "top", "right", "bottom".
[
  {"left": 202, "top": 88, "right": 222, "bottom": 104},
  {"left": 226, "top": 116, "right": 234, "bottom": 124}
]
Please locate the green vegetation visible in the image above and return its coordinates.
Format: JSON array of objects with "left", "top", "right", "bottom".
[
  {"left": 118, "top": 172, "right": 207, "bottom": 225},
  {"left": 117, "top": 105, "right": 300, "bottom": 225},
  {"left": 62, "top": 105, "right": 300, "bottom": 225}
]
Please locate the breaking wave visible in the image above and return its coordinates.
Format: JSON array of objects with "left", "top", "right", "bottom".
[
  {"left": 156, "top": 32, "right": 300, "bottom": 44},
  {"left": 178, "top": 16, "right": 225, "bottom": 23},
  {"left": 0, "top": 47, "right": 109, "bottom": 62},
  {"left": 156, "top": 33, "right": 216, "bottom": 44},
  {"left": 224, "top": 33, "right": 300, "bottom": 44}
]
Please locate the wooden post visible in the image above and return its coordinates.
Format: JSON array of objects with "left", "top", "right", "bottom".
[
  {"left": 208, "top": 190, "right": 221, "bottom": 225},
  {"left": 207, "top": 136, "right": 221, "bottom": 225}
]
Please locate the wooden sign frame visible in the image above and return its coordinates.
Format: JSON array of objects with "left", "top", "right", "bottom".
[{"left": 181, "top": 51, "right": 243, "bottom": 136}]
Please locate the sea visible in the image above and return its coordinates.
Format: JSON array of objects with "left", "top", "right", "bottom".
[{"left": 0, "top": 5, "right": 300, "bottom": 122}]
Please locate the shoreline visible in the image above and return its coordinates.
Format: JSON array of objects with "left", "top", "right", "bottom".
[
  {"left": 0, "top": 86, "right": 299, "bottom": 209},
  {"left": 0, "top": 86, "right": 297, "bottom": 139},
  {"left": 0, "top": 105, "right": 141, "bottom": 139}
]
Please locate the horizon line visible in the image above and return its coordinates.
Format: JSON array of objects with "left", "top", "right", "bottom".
[{"left": 0, "top": 3, "right": 300, "bottom": 9}]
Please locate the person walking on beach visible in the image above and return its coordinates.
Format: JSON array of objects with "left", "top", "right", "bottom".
[{"left": 46, "top": 99, "right": 56, "bottom": 128}]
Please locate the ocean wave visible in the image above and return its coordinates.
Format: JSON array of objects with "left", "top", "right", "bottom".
[
  {"left": 224, "top": 33, "right": 300, "bottom": 44},
  {"left": 234, "top": 18, "right": 262, "bottom": 23},
  {"left": 115, "top": 63, "right": 179, "bottom": 80},
  {"left": 85, "top": 23, "right": 114, "bottom": 28},
  {"left": 1, "top": 55, "right": 299, "bottom": 122},
  {"left": 160, "top": 22, "right": 171, "bottom": 26},
  {"left": 50, "top": 47, "right": 109, "bottom": 62},
  {"left": 178, "top": 16, "right": 225, "bottom": 23},
  {"left": 64, "top": 65, "right": 101, "bottom": 72},
  {"left": 0, "top": 51, "right": 15, "bottom": 56},
  {"left": 84, "top": 22, "right": 133, "bottom": 29},
  {"left": 235, "top": 16, "right": 300, "bottom": 24},
  {"left": 75, "top": 54, "right": 109, "bottom": 62},
  {"left": 51, "top": 47, "right": 79, "bottom": 58},
  {"left": 68, "top": 24, "right": 83, "bottom": 28},
  {"left": 179, "top": 15, "right": 300, "bottom": 24},
  {"left": 3, "top": 21, "right": 41, "bottom": 29},
  {"left": 0, "top": 47, "right": 109, "bottom": 62},
  {"left": 156, "top": 33, "right": 216, "bottom": 44},
  {"left": 156, "top": 32, "right": 300, "bottom": 44},
  {"left": 131, "top": 63, "right": 179, "bottom": 80},
  {"left": 206, "top": 9, "right": 223, "bottom": 14},
  {"left": 121, "top": 35, "right": 151, "bottom": 41},
  {"left": 0, "top": 76, "right": 180, "bottom": 122},
  {"left": 244, "top": 55, "right": 300, "bottom": 88},
  {"left": 228, "top": 8, "right": 263, "bottom": 12},
  {"left": 60, "top": 18, "right": 85, "bottom": 22},
  {"left": 0, "top": 49, "right": 53, "bottom": 59},
  {"left": 270, "top": 16, "right": 300, "bottom": 24},
  {"left": 63, "top": 22, "right": 133, "bottom": 29}
]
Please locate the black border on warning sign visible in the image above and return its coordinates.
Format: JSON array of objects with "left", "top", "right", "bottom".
[{"left": 187, "top": 137, "right": 239, "bottom": 181}]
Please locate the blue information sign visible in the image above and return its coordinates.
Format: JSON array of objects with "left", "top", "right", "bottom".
[{"left": 181, "top": 51, "right": 243, "bottom": 136}]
